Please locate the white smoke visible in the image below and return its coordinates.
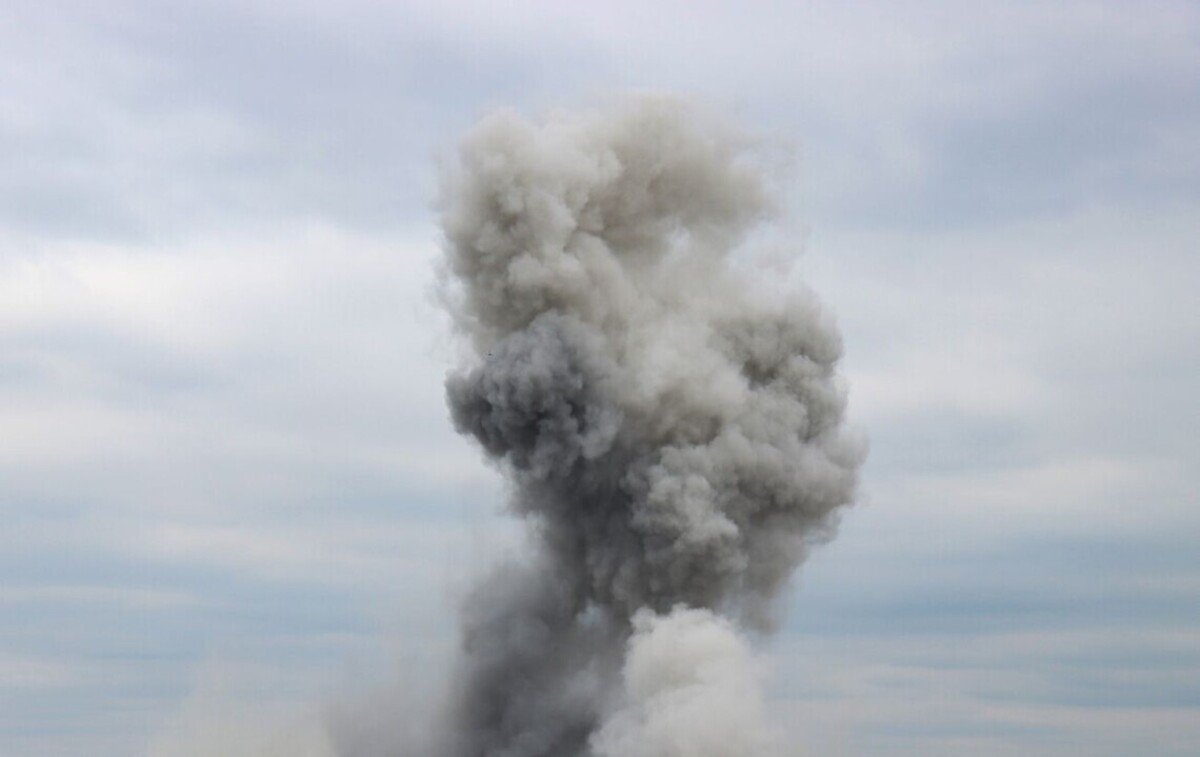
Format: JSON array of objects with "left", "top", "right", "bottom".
[{"left": 592, "top": 607, "right": 779, "bottom": 757}]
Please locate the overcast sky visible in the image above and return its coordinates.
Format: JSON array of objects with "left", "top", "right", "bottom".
[{"left": 3, "top": 2, "right": 1199, "bottom": 755}]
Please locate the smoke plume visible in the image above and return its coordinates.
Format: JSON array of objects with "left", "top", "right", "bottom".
[{"left": 433, "top": 96, "right": 864, "bottom": 756}]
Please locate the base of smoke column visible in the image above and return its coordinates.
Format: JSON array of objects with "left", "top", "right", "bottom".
[{"left": 591, "top": 607, "right": 780, "bottom": 757}]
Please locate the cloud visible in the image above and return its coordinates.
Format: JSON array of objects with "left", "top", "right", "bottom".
[{"left": 771, "top": 627, "right": 1200, "bottom": 755}]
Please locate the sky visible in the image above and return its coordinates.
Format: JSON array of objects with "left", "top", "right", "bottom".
[{"left": 2, "top": 1, "right": 1199, "bottom": 755}]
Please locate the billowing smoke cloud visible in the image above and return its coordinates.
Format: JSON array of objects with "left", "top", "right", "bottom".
[{"left": 430, "top": 95, "right": 864, "bottom": 756}]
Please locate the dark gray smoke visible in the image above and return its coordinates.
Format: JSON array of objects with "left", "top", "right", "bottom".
[{"left": 433, "top": 96, "right": 864, "bottom": 757}]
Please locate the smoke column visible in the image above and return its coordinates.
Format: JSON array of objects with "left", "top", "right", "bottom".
[{"left": 434, "top": 96, "right": 864, "bottom": 756}]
